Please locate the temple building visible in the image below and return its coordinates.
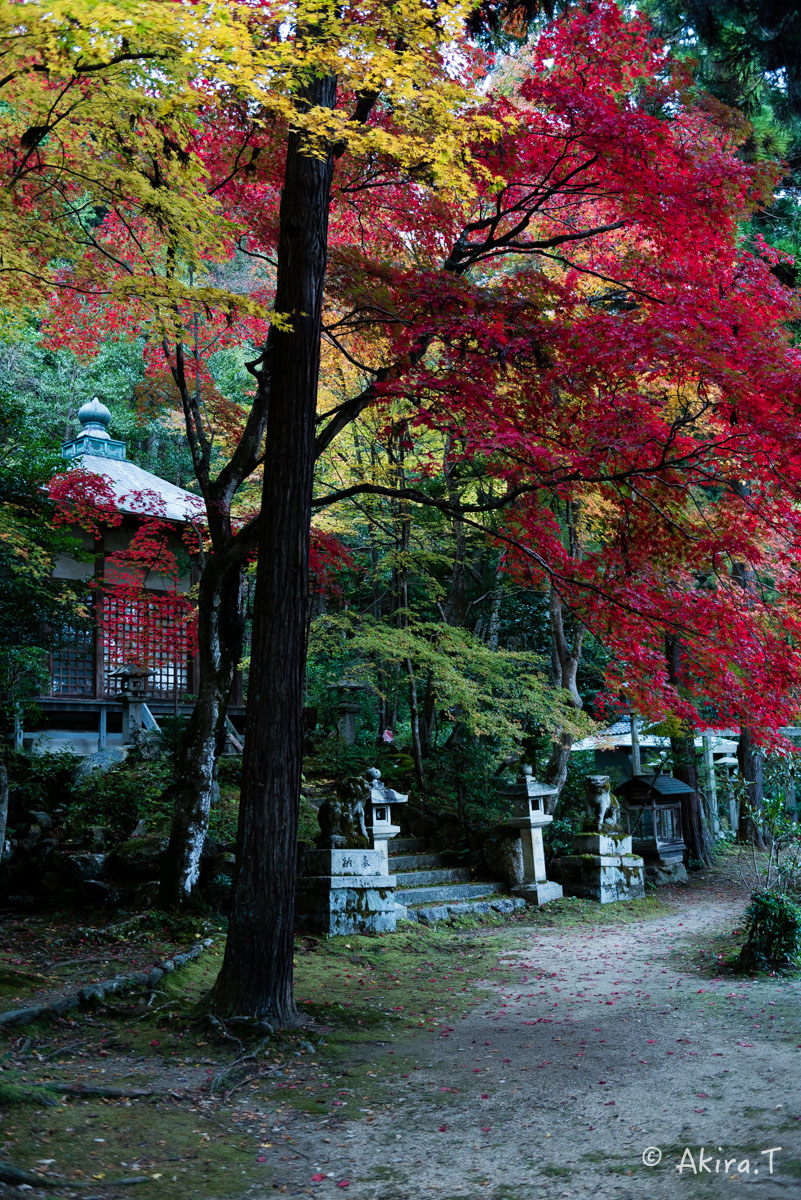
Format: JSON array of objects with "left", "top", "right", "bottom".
[{"left": 26, "top": 399, "right": 210, "bottom": 753}]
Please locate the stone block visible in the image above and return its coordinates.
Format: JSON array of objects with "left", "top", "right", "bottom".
[
  {"left": 490, "top": 897, "right": 527, "bottom": 914},
  {"left": 415, "top": 905, "right": 450, "bottom": 925},
  {"left": 646, "top": 860, "right": 688, "bottom": 887},
  {"left": 295, "top": 878, "right": 397, "bottom": 936},
  {"left": 512, "top": 880, "right": 564, "bottom": 906},
  {"left": 572, "top": 832, "right": 632, "bottom": 856},
  {"left": 552, "top": 851, "right": 645, "bottom": 904}
]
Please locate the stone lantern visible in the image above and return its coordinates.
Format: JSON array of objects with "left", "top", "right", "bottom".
[
  {"left": 335, "top": 680, "right": 365, "bottom": 745},
  {"left": 108, "top": 663, "right": 152, "bottom": 743},
  {"left": 503, "top": 765, "right": 563, "bottom": 906},
  {"left": 364, "top": 767, "right": 408, "bottom": 873}
]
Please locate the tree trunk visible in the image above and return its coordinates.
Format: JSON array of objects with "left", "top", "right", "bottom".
[
  {"left": 737, "top": 726, "right": 767, "bottom": 848},
  {"left": 543, "top": 587, "right": 584, "bottom": 811},
  {"left": 159, "top": 558, "right": 246, "bottom": 906},
  {"left": 208, "top": 74, "right": 336, "bottom": 1024},
  {"left": 665, "top": 635, "right": 712, "bottom": 866},
  {"left": 0, "top": 760, "right": 8, "bottom": 863}
]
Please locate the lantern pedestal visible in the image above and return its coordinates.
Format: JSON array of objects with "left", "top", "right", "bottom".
[
  {"left": 295, "top": 848, "right": 397, "bottom": 936},
  {"left": 552, "top": 833, "right": 645, "bottom": 904},
  {"left": 552, "top": 776, "right": 645, "bottom": 904}
]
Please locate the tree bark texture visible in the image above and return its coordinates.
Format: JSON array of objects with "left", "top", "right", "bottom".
[
  {"left": 0, "top": 760, "right": 8, "bottom": 863},
  {"left": 543, "top": 588, "right": 584, "bottom": 812},
  {"left": 665, "top": 635, "right": 712, "bottom": 867},
  {"left": 209, "top": 75, "right": 337, "bottom": 1024},
  {"left": 737, "top": 725, "right": 767, "bottom": 848},
  {"left": 159, "top": 558, "right": 246, "bottom": 906}
]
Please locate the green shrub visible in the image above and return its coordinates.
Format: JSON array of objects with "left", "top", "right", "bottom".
[
  {"left": 739, "top": 890, "right": 801, "bottom": 972},
  {"left": 67, "top": 753, "right": 173, "bottom": 837},
  {"left": 4, "top": 749, "right": 81, "bottom": 817}
]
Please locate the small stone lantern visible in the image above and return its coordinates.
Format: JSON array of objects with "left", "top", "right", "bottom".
[
  {"left": 108, "top": 663, "right": 152, "bottom": 743},
  {"left": 503, "top": 765, "right": 563, "bottom": 906},
  {"left": 335, "top": 680, "right": 365, "bottom": 745},
  {"left": 364, "top": 767, "right": 408, "bottom": 873}
]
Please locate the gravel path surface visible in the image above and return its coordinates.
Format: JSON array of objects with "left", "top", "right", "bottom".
[{"left": 258, "top": 870, "right": 801, "bottom": 1199}]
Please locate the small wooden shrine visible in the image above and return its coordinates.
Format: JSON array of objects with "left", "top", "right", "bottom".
[{"left": 616, "top": 774, "right": 689, "bottom": 868}]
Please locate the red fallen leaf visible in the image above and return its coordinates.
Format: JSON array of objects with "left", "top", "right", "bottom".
[
  {"left": 481, "top": 1126, "right": 491, "bottom": 1131},
  {"left": 481, "top": 1094, "right": 489, "bottom": 1099},
  {"left": 311, "top": 1174, "right": 326, "bottom": 1182},
  {"left": 256, "top": 1156, "right": 268, "bottom": 1163},
  {"left": 336, "top": 1182, "right": 350, "bottom": 1189},
  {"left": 438, "top": 1125, "right": 447, "bottom": 1132},
  {"left": 149, "top": 1040, "right": 160, "bottom": 1047},
  {"left": 604, "top": 1101, "right": 615, "bottom": 1106}
]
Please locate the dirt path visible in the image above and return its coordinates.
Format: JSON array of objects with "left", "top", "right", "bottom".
[{"left": 258, "top": 874, "right": 801, "bottom": 1198}]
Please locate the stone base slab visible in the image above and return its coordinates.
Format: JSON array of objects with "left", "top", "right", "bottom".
[
  {"left": 552, "top": 852, "right": 645, "bottom": 904},
  {"left": 572, "top": 832, "right": 633, "bottom": 856},
  {"left": 295, "top": 879, "right": 397, "bottom": 936},
  {"left": 511, "top": 880, "right": 563, "bottom": 906}
]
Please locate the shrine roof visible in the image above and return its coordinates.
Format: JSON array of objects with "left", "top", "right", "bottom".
[
  {"left": 79, "top": 453, "right": 202, "bottom": 524},
  {"left": 61, "top": 397, "right": 201, "bottom": 524}
]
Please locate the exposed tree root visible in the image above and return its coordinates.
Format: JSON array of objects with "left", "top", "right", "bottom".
[
  {"left": 0, "top": 1160, "right": 149, "bottom": 1189},
  {"left": 0, "top": 939, "right": 214, "bottom": 1029}
]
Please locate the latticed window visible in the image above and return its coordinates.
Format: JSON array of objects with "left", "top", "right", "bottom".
[
  {"left": 103, "top": 591, "right": 191, "bottom": 700},
  {"left": 51, "top": 618, "right": 95, "bottom": 696}
]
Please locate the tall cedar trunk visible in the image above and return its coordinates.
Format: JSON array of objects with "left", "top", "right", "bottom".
[
  {"left": 0, "top": 760, "right": 8, "bottom": 862},
  {"left": 209, "top": 75, "right": 336, "bottom": 1023},
  {"left": 737, "top": 725, "right": 767, "bottom": 847},
  {"left": 159, "top": 559, "right": 246, "bottom": 906},
  {"left": 543, "top": 588, "right": 584, "bottom": 812},
  {"left": 665, "top": 635, "right": 712, "bottom": 866}
]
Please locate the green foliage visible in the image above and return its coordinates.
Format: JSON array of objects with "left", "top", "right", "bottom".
[
  {"left": 4, "top": 749, "right": 173, "bottom": 838},
  {"left": 67, "top": 754, "right": 174, "bottom": 836},
  {"left": 740, "top": 890, "right": 801, "bottom": 972},
  {"left": 310, "top": 612, "right": 593, "bottom": 752},
  {"left": 298, "top": 792, "right": 321, "bottom": 848},
  {"left": 543, "top": 751, "right": 597, "bottom": 858},
  {"left": 3, "top": 749, "right": 82, "bottom": 814},
  {"left": 0, "top": 386, "right": 91, "bottom": 730}
]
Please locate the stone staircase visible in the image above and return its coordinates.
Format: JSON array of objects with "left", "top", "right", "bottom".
[{"left": 389, "top": 836, "right": 526, "bottom": 925}]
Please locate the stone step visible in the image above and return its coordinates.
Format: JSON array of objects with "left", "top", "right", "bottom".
[
  {"left": 395, "top": 880, "right": 503, "bottom": 906},
  {"left": 390, "top": 837, "right": 432, "bottom": 854},
  {"left": 388, "top": 853, "right": 447, "bottom": 872},
  {"left": 393, "top": 867, "right": 471, "bottom": 888},
  {"left": 403, "top": 896, "right": 527, "bottom": 925}
]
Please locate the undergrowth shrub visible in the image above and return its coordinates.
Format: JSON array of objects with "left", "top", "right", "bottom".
[{"left": 739, "top": 890, "right": 801, "bottom": 973}]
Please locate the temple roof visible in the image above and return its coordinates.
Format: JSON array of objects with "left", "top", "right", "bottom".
[
  {"left": 78, "top": 453, "right": 202, "bottom": 524},
  {"left": 61, "top": 398, "right": 201, "bottom": 523}
]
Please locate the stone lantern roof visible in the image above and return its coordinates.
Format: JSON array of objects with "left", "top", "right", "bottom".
[{"left": 61, "top": 398, "right": 201, "bottom": 524}]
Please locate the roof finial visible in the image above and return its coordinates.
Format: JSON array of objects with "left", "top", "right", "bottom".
[{"left": 77, "top": 397, "right": 112, "bottom": 439}]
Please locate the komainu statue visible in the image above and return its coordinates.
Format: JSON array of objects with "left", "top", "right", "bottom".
[
  {"left": 583, "top": 774, "right": 622, "bottom": 832},
  {"left": 315, "top": 776, "right": 371, "bottom": 849}
]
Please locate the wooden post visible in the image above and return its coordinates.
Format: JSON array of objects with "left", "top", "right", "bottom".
[{"left": 629, "top": 712, "right": 641, "bottom": 776}]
